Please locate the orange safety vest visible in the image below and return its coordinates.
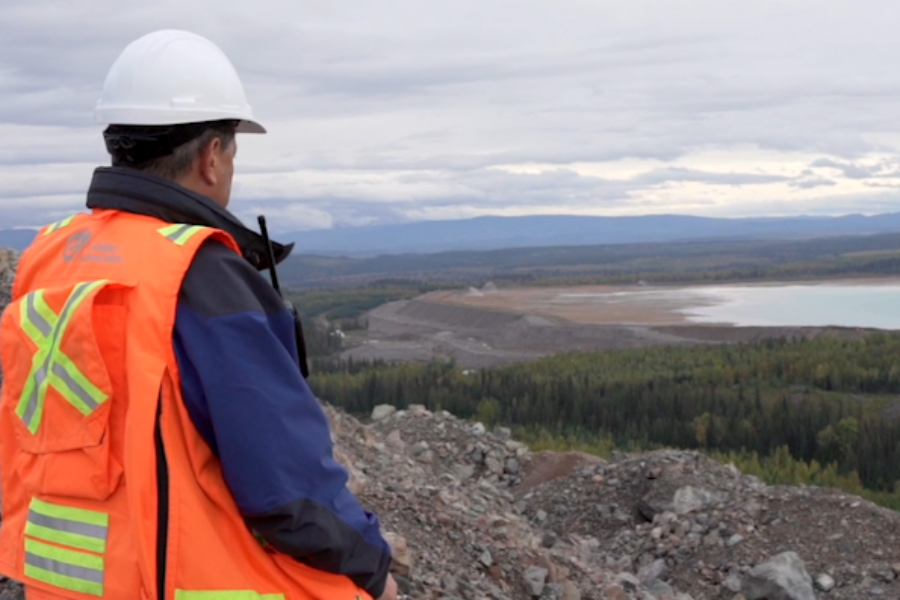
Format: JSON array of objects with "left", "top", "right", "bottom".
[{"left": 0, "top": 209, "right": 370, "bottom": 600}]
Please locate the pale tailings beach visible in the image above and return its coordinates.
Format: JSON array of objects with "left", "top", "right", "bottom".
[{"left": 340, "top": 279, "right": 890, "bottom": 368}]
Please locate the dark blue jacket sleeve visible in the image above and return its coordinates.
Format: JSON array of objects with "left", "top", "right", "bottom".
[{"left": 172, "top": 240, "right": 391, "bottom": 598}]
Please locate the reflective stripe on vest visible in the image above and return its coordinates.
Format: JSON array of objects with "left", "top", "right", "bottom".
[
  {"left": 23, "top": 498, "right": 109, "bottom": 596},
  {"left": 42, "top": 215, "right": 77, "bottom": 236},
  {"left": 175, "top": 590, "right": 286, "bottom": 600},
  {"left": 17, "top": 281, "right": 109, "bottom": 434},
  {"left": 158, "top": 224, "right": 207, "bottom": 246},
  {"left": 25, "top": 498, "right": 109, "bottom": 554},
  {"left": 25, "top": 538, "right": 104, "bottom": 597}
]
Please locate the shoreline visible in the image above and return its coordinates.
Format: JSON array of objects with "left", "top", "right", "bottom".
[{"left": 422, "top": 277, "right": 900, "bottom": 327}]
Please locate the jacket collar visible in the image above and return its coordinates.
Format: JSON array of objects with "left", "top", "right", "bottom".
[{"left": 86, "top": 166, "right": 293, "bottom": 271}]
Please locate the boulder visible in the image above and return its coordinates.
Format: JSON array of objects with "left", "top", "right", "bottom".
[
  {"left": 672, "top": 486, "right": 722, "bottom": 514},
  {"left": 371, "top": 404, "right": 397, "bottom": 421},
  {"left": 382, "top": 532, "right": 413, "bottom": 577},
  {"left": 523, "top": 565, "right": 548, "bottom": 597},
  {"left": 741, "top": 552, "right": 815, "bottom": 600},
  {"left": 814, "top": 574, "right": 835, "bottom": 592}
]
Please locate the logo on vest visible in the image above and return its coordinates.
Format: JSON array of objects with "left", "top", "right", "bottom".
[
  {"left": 63, "top": 230, "right": 92, "bottom": 262},
  {"left": 63, "top": 231, "right": 122, "bottom": 264},
  {"left": 81, "top": 243, "right": 123, "bottom": 263}
]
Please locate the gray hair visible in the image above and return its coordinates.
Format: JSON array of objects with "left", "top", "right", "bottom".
[{"left": 137, "top": 125, "right": 236, "bottom": 180}]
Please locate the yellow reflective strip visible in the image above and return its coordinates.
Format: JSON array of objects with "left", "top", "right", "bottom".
[
  {"left": 31, "top": 498, "right": 109, "bottom": 528},
  {"left": 23, "top": 292, "right": 56, "bottom": 341},
  {"left": 42, "top": 215, "right": 76, "bottom": 236},
  {"left": 19, "top": 300, "right": 46, "bottom": 345},
  {"left": 32, "top": 292, "right": 59, "bottom": 333},
  {"left": 157, "top": 224, "right": 184, "bottom": 237},
  {"left": 16, "top": 347, "right": 48, "bottom": 433},
  {"left": 24, "top": 538, "right": 105, "bottom": 595},
  {"left": 158, "top": 223, "right": 207, "bottom": 246},
  {"left": 158, "top": 224, "right": 207, "bottom": 246},
  {"left": 51, "top": 353, "right": 109, "bottom": 411},
  {"left": 25, "top": 538, "right": 103, "bottom": 570},
  {"left": 172, "top": 225, "right": 206, "bottom": 246},
  {"left": 175, "top": 590, "right": 286, "bottom": 600},
  {"left": 24, "top": 564, "right": 103, "bottom": 597},
  {"left": 47, "top": 371, "right": 93, "bottom": 415},
  {"left": 24, "top": 368, "right": 46, "bottom": 435},
  {"left": 16, "top": 291, "right": 56, "bottom": 428},
  {"left": 25, "top": 522, "right": 105, "bottom": 554},
  {"left": 26, "top": 498, "right": 108, "bottom": 554}
]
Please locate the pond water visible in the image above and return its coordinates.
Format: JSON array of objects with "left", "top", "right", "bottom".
[{"left": 676, "top": 282, "right": 900, "bottom": 329}]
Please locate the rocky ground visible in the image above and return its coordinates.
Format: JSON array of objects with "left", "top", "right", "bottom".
[
  {"left": 4, "top": 249, "right": 900, "bottom": 599},
  {"left": 0, "top": 249, "right": 16, "bottom": 311},
  {"left": 324, "top": 402, "right": 900, "bottom": 600}
]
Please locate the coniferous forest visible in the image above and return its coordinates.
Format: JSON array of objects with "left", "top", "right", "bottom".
[{"left": 310, "top": 333, "right": 900, "bottom": 505}]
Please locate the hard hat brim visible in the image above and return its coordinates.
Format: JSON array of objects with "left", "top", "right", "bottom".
[{"left": 236, "top": 120, "right": 266, "bottom": 134}]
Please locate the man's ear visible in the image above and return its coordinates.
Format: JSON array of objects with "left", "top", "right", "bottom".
[{"left": 198, "top": 137, "right": 224, "bottom": 186}]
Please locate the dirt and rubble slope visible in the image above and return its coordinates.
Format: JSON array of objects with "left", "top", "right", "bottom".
[
  {"left": 330, "top": 403, "right": 900, "bottom": 600},
  {"left": 0, "top": 249, "right": 16, "bottom": 310}
]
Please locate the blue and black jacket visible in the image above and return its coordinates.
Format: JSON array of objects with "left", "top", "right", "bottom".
[{"left": 86, "top": 167, "right": 392, "bottom": 598}]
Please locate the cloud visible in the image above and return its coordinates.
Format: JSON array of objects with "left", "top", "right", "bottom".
[
  {"left": 790, "top": 177, "right": 837, "bottom": 190},
  {"left": 810, "top": 157, "right": 900, "bottom": 180},
  {"left": 810, "top": 158, "right": 878, "bottom": 179},
  {"left": 3, "top": 1, "right": 900, "bottom": 230},
  {"left": 631, "top": 167, "right": 788, "bottom": 186}
]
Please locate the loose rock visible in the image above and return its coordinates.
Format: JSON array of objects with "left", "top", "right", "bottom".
[
  {"left": 523, "top": 566, "right": 548, "bottom": 597},
  {"left": 741, "top": 552, "right": 815, "bottom": 600},
  {"left": 371, "top": 404, "right": 397, "bottom": 421},
  {"left": 815, "top": 574, "right": 835, "bottom": 592}
]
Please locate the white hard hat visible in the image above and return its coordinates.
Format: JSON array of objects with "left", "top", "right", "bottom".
[{"left": 95, "top": 30, "right": 265, "bottom": 134}]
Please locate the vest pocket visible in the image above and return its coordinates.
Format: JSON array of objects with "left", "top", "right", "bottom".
[{"left": 5, "top": 280, "right": 132, "bottom": 501}]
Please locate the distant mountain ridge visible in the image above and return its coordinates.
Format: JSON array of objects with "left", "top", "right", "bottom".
[
  {"left": 281, "top": 213, "right": 900, "bottom": 255},
  {"left": 0, "top": 229, "right": 37, "bottom": 251},
  {"left": 6, "top": 212, "right": 900, "bottom": 254}
]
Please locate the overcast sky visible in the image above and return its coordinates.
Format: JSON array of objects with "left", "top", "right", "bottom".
[{"left": 3, "top": 0, "right": 900, "bottom": 232}]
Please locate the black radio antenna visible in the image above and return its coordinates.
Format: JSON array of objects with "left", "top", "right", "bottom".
[
  {"left": 257, "top": 214, "right": 310, "bottom": 378},
  {"left": 257, "top": 215, "right": 282, "bottom": 294}
]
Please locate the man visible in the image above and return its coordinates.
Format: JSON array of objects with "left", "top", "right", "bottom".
[{"left": 0, "top": 30, "right": 397, "bottom": 600}]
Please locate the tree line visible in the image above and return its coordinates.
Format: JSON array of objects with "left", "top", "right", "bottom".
[{"left": 309, "top": 333, "right": 900, "bottom": 494}]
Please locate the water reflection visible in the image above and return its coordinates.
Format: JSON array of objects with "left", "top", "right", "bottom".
[{"left": 677, "top": 283, "right": 900, "bottom": 329}]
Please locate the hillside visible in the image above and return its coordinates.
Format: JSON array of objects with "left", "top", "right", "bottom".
[{"left": 278, "top": 231, "right": 900, "bottom": 288}]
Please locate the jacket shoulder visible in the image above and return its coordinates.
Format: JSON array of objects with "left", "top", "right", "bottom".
[{"left": 181, "top": 240, "right": 285, "bottom": 318}]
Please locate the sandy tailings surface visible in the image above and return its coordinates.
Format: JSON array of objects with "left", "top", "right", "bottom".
[
  {"left": 423, "top": 285, "right": 719, "bottom": 326},
  {"left": 341, "top": 283, "right": 874, "bottom": 368}
]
